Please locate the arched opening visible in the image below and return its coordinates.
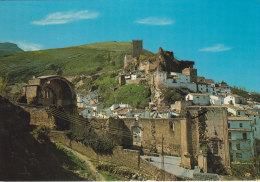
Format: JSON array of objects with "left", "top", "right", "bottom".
[
  {"left": 132, "top": 126, "right": 142, "bottom": 146},
  {"left": 39, "top": 78, "right": 75, "bottom": 108}
]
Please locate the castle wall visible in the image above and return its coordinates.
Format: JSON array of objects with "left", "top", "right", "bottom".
[{"left": 181, "top": 106, "right": 230, "bottom": 171}]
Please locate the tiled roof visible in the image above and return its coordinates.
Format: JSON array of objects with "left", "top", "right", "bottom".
[
  {"left": 188, "top": 93, "right": 208, "bottom": 96},
  {"left": 245, "top": 110, "right": 260, "bottom": 116},
  {"left": 228, "top": 116, "right": 251, "bottom": 121},
  {"left": 228, "top": 129, "right": 252, "bottom": 132},
  {"left": 224, "top": 104, "right": 246, "bottom": 111}
]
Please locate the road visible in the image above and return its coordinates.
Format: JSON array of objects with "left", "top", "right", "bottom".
[{"left": 141, "top": 155, "right": 194, "bottom": 179}]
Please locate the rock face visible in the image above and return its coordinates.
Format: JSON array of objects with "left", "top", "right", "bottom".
[
  {"left": 138, "top": 47, "right": 194, "bottom": 74},
  {"left": 156, "top": 47, "right": 194, "bottom": 73}
]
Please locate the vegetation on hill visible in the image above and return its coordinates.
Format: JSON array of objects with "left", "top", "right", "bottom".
[
  {"left": 0, "top": 41, "right": 153, "bottom": 84},
  {"left": 0, "top": 42, "right": 23, "bottom": 55},
  {"left": 231, "top": 86, "right": 260, "bottom": 102}
]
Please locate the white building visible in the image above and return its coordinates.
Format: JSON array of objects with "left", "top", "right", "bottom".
[
  {"left": 77, "top": 93, "right": 99, "bottom": 108},
  {"left": 228, "top": 116, "right": 254, "bottom": 162},
  {"left": 210, "top": 95, "right": 225, "bottom": 105},
  {"left": 185, "top": 93, "right": 210, "bottom": 106},
  {"left": 224, "top": 94, "right": 247, "bottom": 106}
]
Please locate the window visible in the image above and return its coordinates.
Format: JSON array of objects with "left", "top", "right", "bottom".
[
  {"left": 229, "top": 142, "right": 232, "bottom": 150},
  {"left": 255, "top": 119, "right": 256, "bottom": 124},
  {"left": 240, "top": 123, "right": 243, "bottom": 127},
  {"left": 243, "top": 133, "right": 247, "bottom": 139},
  {"left": 206, "top": 88, "right": 208, "bottom": 92},
  {"left": 228, "top": 132, "right": 231, "bottom": 139},
  {"left": 236, "top": 143, "right": 240, "bottom": 150},
  {"left": 228, "top": 123, "right": 230, "bottom": 128},
  {"left": 238, "top": 111, "right": 240, "bottom": 115}
]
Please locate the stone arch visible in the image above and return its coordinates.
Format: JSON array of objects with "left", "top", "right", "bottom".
[{"left": 25, "top": 75, "right": 77, "bottom": 112}]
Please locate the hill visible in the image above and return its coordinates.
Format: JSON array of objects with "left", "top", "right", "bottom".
[
  {"left": 0, "top": 42, "right": 23, "bottom": 55},
  {"left": 0, "top": 41, "right": 153, "bottom": 84},
  {"left": 0, "top": 95, "right": 94, "bottom": 180}
]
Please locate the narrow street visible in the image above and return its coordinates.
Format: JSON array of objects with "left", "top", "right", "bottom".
[{"left": 141, "top": 155, "right": 194, "bottom": 179}]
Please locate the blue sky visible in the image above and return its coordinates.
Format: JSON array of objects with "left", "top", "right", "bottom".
[{"left": 0, "top": 0, "right": 259, "bottom": 92}]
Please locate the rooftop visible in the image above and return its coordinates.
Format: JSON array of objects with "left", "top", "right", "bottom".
[
  {"left": 228, "top": 129, "right": 252, "bottom": 132},
  {"left": 224, "top": 104, "right": 246, "bottom": 111},
  {"left": 228, "top": 116, "right": 251, "bottom": 121}
]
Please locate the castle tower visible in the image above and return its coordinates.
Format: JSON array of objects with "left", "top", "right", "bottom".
[{"left": 132, "top": 40, "right": 143, "bottom": 58}]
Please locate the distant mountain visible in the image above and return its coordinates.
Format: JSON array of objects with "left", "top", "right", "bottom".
[{"left": 0, "top": 42, "right": 23, "bottom": 55}]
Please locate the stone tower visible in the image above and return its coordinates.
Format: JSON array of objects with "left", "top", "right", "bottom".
[{"left": 132, "top": 40, "right": 143, "bottom": 58}]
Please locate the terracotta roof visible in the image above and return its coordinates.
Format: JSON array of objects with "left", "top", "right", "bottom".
[
  {"left": 228, "top": 129, "right": 252, "bottom": 132},
  {"left": 205, "top": 79, "right": 215, "bottom": 84},
  {"left": 245, "top": 110, "right": 260, "bottom": 116},
  {"left": 224, "top": 104, "right": 246, "bottom": 111},
  {"left": 132, "top": 109, "right": 146, "bottom": 113},
  {"left": 113, "top": 107, "right": 129, "bottom": 112},
  {"left": 157, "top": 106, "right": 169, "bottom": 113},
  {"left": 188, "top": 93, "right": 208, "bottom": 96},
  {"left": 228, "top": 116, "right": 251, "bottom": 121}
]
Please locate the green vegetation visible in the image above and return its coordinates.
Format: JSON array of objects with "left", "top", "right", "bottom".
[
  {"left": 111, "top": 84, "right": 151, "bottom": 108},
  {"left": 139, "top": 54, "right": 156, "bottom": 62},
  {"left": 0, "top": 41, "right": 153, "bottom": 84},
  {"left": 98, "top": 170, "right": 122, "bottom": 181},
  {"left": 0, "top": 42, "right": 23, "bottom": 55},
  {"left": 30, "top": 125, "right": 49, "bottom": 144},
  {"left": 162, "top": 88, "right": 186, "bottom": 103},
  {"left": 223, "top": 157, "right": 260, "bottom": 180},
  {"left": 231, "top": 86, "right": 260, "bottom": 102}
]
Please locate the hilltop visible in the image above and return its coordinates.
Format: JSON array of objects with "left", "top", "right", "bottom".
[
  {"left": 0, "top": 42, "right": 23, "bottom": 55},
  {"left": 0, "top": 41, "right": 153, "bottom": 84}
]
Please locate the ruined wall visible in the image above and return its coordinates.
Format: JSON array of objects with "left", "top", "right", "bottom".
[
  {"left": 122, "top": 118, "right": 182, "bottom": 156},
  {"left": 181, "top": 106, "right": 230, "bottom": 172},
  {"left": 21, "top": 105, "right": 55, "bottom": 129},
  {"left": 49, "top": 131, "right": 177, "bottom": 181}
]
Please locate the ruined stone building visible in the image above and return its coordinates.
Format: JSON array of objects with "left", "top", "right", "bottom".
[{"left": 23, "top": 75, "right": 77, "bottom": 116}]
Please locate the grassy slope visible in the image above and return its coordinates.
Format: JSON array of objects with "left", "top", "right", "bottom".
[{"left": 0, "top": 41, "right": 153, "bottom": 84}]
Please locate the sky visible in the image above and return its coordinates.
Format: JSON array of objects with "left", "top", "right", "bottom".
[{"left": 0, "top": 0, "right": 259, "bottom": 92}]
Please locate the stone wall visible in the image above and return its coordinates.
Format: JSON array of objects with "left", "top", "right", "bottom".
[
  {"left": 49, "top": 131, "right": 177, "bottom": 181},
  {"left": 21, "top": 105, "right": 55, "bottom": 129},
  {"left": 122, "top": 118, "right": 182, "bottom": 156},
  {"left": 181, "top": 106, "right": 230, "bottom": 172}
]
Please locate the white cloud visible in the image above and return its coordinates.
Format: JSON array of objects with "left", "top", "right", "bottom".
[
  {"left": 15, "top": 41, "right": 43, "bottom": 51},
  {"left": 31, "top": 10, "right": 99, "bottom": 25},
  {"left": 135, "top": 17, "right": 174, "bottom": 25},
  {"left": 199, "top": 44, "right": 232, "bottom": 52}
]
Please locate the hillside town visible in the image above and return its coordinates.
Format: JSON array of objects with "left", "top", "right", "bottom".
[
  {"left": 1, "top": 40, "right": 260, "bottom": 181},
  {"left": 75, "top": 40, "right": 260, "bottom": 168}
]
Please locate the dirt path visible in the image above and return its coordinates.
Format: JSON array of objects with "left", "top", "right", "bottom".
[{"left": 56, "top": 143, "right": 106, "bottom": 181}]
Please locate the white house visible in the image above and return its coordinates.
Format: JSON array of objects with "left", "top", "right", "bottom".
[
  {"left": 185, "top": 93, "right": 210, "bottom": 106},
  {"left": 77, "top": 93, "right": 99, "bottom": 108},
  {"left": 216, "top": 85, "right": 231, "bottom": 94},
  {"left": 228, "top": 116, "right": 254, "bottom": 162},
  {"left": 132, "top": 109, "right": 150, "bottom": 118},
  {"left": 210, "top": 95, "right": 225, "bottom": 105},
  {"left": 224, "top": 94, "right": 247, "bottom": 106}
]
